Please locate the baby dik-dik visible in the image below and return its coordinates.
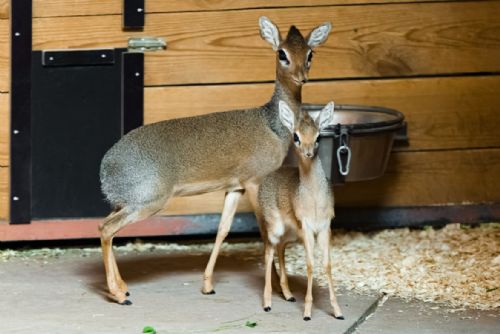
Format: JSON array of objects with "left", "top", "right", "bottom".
[
  {"left": 99, "top": 17, "right": 332, "bottom": 305},
  {"left": 258, "top": 101, "right": 344, "bottom": 321}
]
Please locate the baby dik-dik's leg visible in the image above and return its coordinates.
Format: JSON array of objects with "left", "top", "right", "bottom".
[
  {"left": 302, "top": 227, "right": 316, "bottom": 321},
  {"left": 202, "top": 190, "right": 243, "bottom": 294},
  {"left": 317, "top": 227, "right": 344, "bottom": 319},
  {"left": 263, "top": 241, "right": 276, "bottom": 312},
  {"left": 277, "top": 242, "right": 295, "bottom": 302}
]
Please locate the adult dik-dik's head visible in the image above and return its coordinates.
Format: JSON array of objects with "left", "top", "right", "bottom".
[{"left": 259, "top": 16, "right": 332, "bottom": 86}]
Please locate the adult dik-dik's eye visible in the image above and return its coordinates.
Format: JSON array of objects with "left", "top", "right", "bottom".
[
  {"left": 293, "top": 133, "right": 300, "bottom": 143},
  {"left": 278, "top": 49, "right": 290, "bottom": 66}
]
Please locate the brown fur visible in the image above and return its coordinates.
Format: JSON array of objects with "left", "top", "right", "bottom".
[
  {"left": 258, "top": 105, "right": 343, "bottom": 320},
  {"left": 98, "top": 16, "right": 332, "bottom": 305}
]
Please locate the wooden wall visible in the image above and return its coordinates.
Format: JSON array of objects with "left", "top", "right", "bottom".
[{"left": 1, "top": 0, "right": 500, "bottom": 221}]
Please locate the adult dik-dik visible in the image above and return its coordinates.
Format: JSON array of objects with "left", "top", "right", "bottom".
[
  {"left": 99, "top": 17, "right": 332, "bottom": 304},
  {"left": 258, "top": 102, "right": 343, "bottom": 321}
]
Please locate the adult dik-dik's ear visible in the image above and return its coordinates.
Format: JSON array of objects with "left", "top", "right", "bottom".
[
  {"left": 306, "top": 22, "right": 332, "bottom": 48},
  {"left": 279, "top": 100, "right": 295, "bottom": 133},
  {"left": 315, "top": 101, "right": 335, "bottom": 131},
  {"left": 259, "top": 16, "right": 282, "bottom": 50}
]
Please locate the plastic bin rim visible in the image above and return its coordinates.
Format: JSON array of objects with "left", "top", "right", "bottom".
[{"left": 302, "top": 103, "right": 405, "bottom": 135}]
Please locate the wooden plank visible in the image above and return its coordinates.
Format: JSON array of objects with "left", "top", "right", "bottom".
[
  {"left": 1, "top": 148, "right": 498, "bottom": 220},
  {"left": 0, "top": 93, "right": 8, "bottom": 165},
  {"left": 336, "top": 148, "right": 500, "bottom": 207},
  {"left": 159, "top": 148, "right": 500, "bottom": 213},
  {"left": 1, "top": 0, "right": 485, "bottom": 19},
  {"left": 159, "top": 148, "right": 500, "bottom": 214},
  {"left": 161, "top": 192, "right": 253, "bottom": 216},
  {"left": 26, "top": 1, "right": 500, "bottom": 91},
  {"left": 145, "top": 76, "right": 500, "bottom": 152},
  {"left": 21, "top": 0, "right": 458, "bottom": 18},
  {"left": 0, "top": 0, "right": 7, "bottom": 19},
  {"left": 0, "top": 166, "right": 7, "bottom": 220},
  {"left": 306, "top": 77, "right": 500, "bottom": 152},
  {"left": 3, "top": 204, "right": 499, "bottom": 240},
  {"left": 0, "top": 18, "right": 8, "bottom": 92},
  {"left": 0, "top": 215, "right": 253, "bottom": 241}
]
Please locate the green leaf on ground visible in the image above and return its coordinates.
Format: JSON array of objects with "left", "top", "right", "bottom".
[
  {"left": 245, "top": 321, "right": 257, "bottom": 328},
  {"left": 143, "top": 326, "right": 157, "bottom": 334}
]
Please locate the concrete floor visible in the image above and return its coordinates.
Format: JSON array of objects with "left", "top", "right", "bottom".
[
  {"left": 0, "top": 239, "right": 498, "bottom": 334},
  {"left": 356, "top": 297, "right": 499, "bottom": 334}
]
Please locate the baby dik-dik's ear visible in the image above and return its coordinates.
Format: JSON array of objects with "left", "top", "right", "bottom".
[
  {"left": 259, "top": 16, "right": 281, "bottom": 50},
  {"left": 306, "top": 22, "right": 332, "bottom": 48},
  {"left": 279, "top": 100, "right": 295, "bottom": 133},
  {"left": 315, "top": 101, "right": 335, "bottom": 131}
]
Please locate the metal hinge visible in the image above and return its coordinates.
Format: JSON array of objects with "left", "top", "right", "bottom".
[{"left": 128, "top": 37, "right": 167, "bottom": 52}]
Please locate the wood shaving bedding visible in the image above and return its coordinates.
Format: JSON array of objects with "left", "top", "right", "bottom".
[
  {"left": 1, "top": 224, "right": 498, "bottom": 310},
  {"left": 283, "top": 224, "right": 499, "bottom": 311}
]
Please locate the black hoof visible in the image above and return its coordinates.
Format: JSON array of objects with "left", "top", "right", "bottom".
[
  {"left": 335, "top": 315, "right": 345, "bottom": 320},
  {"left": 202, "top": 290, "right": 216, "bottom": 295},
  {"left": 120, "top": 299, "right": 132, "bottom": 305},
  {"left": 303, "top": 316, "right": 311, "bottom": 321},
  {"left": 125, "top": 291, "right": 130, "bottom": 297},
  {"left": 286, "top": 297, "right": 296, "bottom": 302},
  {"left": 264, "top": 307, "right": 271, "bottom": 312}
]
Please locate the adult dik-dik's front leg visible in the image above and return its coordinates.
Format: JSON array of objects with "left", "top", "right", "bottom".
[{"left": 202, "top": 190, "right": 244, "bottom": 294}]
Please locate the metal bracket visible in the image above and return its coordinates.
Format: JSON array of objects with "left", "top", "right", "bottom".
[
  {"left": 394, "top": 121, "right": 409, "bottom": 146},
  {"left": 123, "top": 0, "right": 145, "bottom": 30},
  {"left": 10, "top": 0, "right": 32, "bottom": 224},
  {"left": 122, "top": 52, "right": 144, "bottom": 134},
  {"left": 42, "top": 49, "right": 115, "bottom": 67}
]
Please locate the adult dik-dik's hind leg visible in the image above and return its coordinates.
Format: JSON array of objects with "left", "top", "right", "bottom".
[
  {"left": 99, "top": 209, "right": 127, "bottom": 294},
  {"left": 99, "top": 200, "right": 165, "bottom": 304},
  {"left": 246, "top": 182, "right": 281, "bottom": 292},
  {"left": 202, "top": 190, "right": 243, "bottom": 294}
]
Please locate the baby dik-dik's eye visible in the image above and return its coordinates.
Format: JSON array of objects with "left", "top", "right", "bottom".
[
  {"left": 278, "top": 49, "right": 290, "bottom": 66},
  {"left": 293, "top": 132, "right": 300, "bottom": 143},
  {"left": 306, "top": 50, "right": 313, "bottom": 67}
]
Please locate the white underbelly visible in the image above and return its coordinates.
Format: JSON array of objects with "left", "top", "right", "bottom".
[{"left": 173, "top": 179, "right": 243, "bottom": 197}]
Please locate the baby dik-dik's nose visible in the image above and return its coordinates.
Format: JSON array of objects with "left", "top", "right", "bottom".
[{"left": 298, "top": 73, "right": 308, "bottom": 84}]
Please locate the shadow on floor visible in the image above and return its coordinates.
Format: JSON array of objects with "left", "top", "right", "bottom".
[{"left": 78, "top": 249, "right": 337, "bottom": 315}]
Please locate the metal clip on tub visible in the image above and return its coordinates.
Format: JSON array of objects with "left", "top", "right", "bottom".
[
  {"left": 128, "top": 37, "right": 167, "bottom": 52},
  {"left": 337, "top": 127, "right": 351, "bottom": 176}
]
